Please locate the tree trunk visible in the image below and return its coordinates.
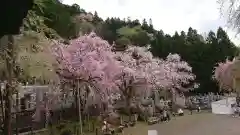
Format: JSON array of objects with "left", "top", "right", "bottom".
[
  {"left": 4, "top": 89, "right": 12, "bottom": 135},
  {"left": 75, "top": 81, "right": 83, "bottom": 135},
  {"left": 15, "top": 91, "right": 19, "bottom": 135},
  {"left": 0, "top": 86, "right": 5, "bottom": 126},
  {"left": 74, "top": 89, "right": 77, "bottom": 134},
  {"left": 126, "top": 97, "right": 131, "bottom": 121},
  {"left": 4, "top": 35, "right": 16, "bottom": 135},
  {"left": 77, "top": 82, "right": 83, "bottom": 135},
  {"left": 171, "top": 90, "right": 176, "bottom": 103}
]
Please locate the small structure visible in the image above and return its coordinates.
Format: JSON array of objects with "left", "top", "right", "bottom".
[{"left": 211, "top": 97, "right": 236, "bottom": 114}]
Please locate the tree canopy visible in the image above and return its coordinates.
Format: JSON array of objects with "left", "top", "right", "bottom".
[{"left": 2, "top": 0, "right": 239, "bottom": 93}]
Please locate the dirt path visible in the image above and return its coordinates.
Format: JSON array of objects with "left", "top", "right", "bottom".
[{"left": 123, "top": 112, "right": 240, "bottom": 135}]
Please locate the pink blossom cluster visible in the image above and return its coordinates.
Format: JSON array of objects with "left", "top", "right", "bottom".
[
  {"left": 34, "top": 33, "right": 196, "bottom": 121},
  {"left": 213, "top": 59, "right": 235, "bottom": 91},
  {"left": 114, "top": 46, "right": 166, "bottom": 91},
  {"left": 163, "top": 53, "right": 197, "bottom": 91},
  {"left": 115, "top": 46, "right": 196, "bottom": 93},
  {"left": 52, "top": 33, "right": 196, "bottom": 96},
  {"left": 52, "top": 32, "right": 122, "bottom": 92}
]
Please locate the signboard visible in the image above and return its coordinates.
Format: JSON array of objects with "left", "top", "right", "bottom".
[{"left": 148, "top": 130, "right": 158, "bottom": 135}]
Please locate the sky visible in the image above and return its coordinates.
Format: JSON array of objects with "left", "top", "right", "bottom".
[{"left": 62, "top": 0, "right": 240, "bottom": 45}]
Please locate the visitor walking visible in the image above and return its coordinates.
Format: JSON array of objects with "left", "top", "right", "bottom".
[
  {"left": 232, "top": 104, "right": 239, "bottom": 117},
  {"left": 162, "top": 107, "right": 170, "bottom": 122},
  {"left": 197, "top": 105, "right": 201, "bottom": 112},
  {"left": 188, "top": 98, "right": 193, "bottom": 115}
]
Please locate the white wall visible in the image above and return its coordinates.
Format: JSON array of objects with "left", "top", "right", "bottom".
[{"left": 211, "top": 97, "right": 236, "bottom": 115}]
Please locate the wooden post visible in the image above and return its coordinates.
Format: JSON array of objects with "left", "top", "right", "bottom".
[
  {"left": 95, "top": 128, "right": 98, "bottom": 135},
  {"left": 120, "top": 116, "right": 123, "bottom": 125},
  {"left": 87, "top": 114, "right": 90, "bottom": 132},
  {"left": 152, "top": 100, "right": 155, "bottom": 116},
  {"left": 44, "top": 93, "right": 48, "bottom": 128},
  {"left": 233, "top": 78, "right": 236, "bottom": 93}
]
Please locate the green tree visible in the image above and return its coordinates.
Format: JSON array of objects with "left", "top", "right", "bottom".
[
  {"left": 218, "top": 0, "right": 240, "bottom": 33},
  {"left": 115, "top": 37, "right": 131, "bottom": 51}
]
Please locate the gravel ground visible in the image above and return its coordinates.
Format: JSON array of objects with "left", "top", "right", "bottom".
[{"left": 123, "top": 112, "right": 240, "bottom": 135}]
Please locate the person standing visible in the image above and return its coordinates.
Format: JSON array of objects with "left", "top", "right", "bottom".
[
  {"left": 162, "top": 107, "right": 170, "bottom": 122},
  {"left": 178, "top": 108, "right": 184, "bottom": 116},
  {"left": 236, "top": 93, "right": 240, "bottom": 107},
  {"left": 188, "top": 98, "right": 193, "bottom": 115}
]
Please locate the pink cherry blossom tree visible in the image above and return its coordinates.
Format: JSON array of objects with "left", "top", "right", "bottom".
[
  {"left": 50, "top": 33, "right": 123, "bottom": 134},
  {"left": 52, "top": 33, "right": 124, "bottom": 108},
  {"left": 115, "top": 46, "right": 197, "bottom": 105},
  {"left": 52, "top": 32, "right": 122, "bottom": 93},
  {"left": 114, "top": 46, "right": 169, "bottom": 118},
  {"left": 114, "top": 46, "right": 147, "bottom": 118},
  {"left": 212, "top": 58, "right": 240, "bottom": 106},
  {"left": 164, "top": 53, "right": 197, "bottom": 92},
  {"left": 213, "top": 59, "right": 235, "bottom": 91},
  {"left": 122, "top": 46, "right": 171, "bottom": 90},
  {"left": 163, "top": 53, "right": 197, "bottom": 102},
  {"left": 113, "top": 46, "right": 196, "bottom": 119}
]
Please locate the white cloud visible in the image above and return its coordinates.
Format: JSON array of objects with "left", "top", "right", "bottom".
[{"left": 62, "top": 0, "right": 240, "bottom": 45}]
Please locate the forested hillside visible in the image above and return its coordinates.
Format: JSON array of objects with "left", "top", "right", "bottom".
[{"left": 15, "top": 0, "right": 240, "bottom": 93}]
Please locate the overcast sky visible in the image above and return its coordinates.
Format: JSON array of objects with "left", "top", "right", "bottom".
[{"left": 62, "top": 0, "right": 240, "bottom": 45}]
